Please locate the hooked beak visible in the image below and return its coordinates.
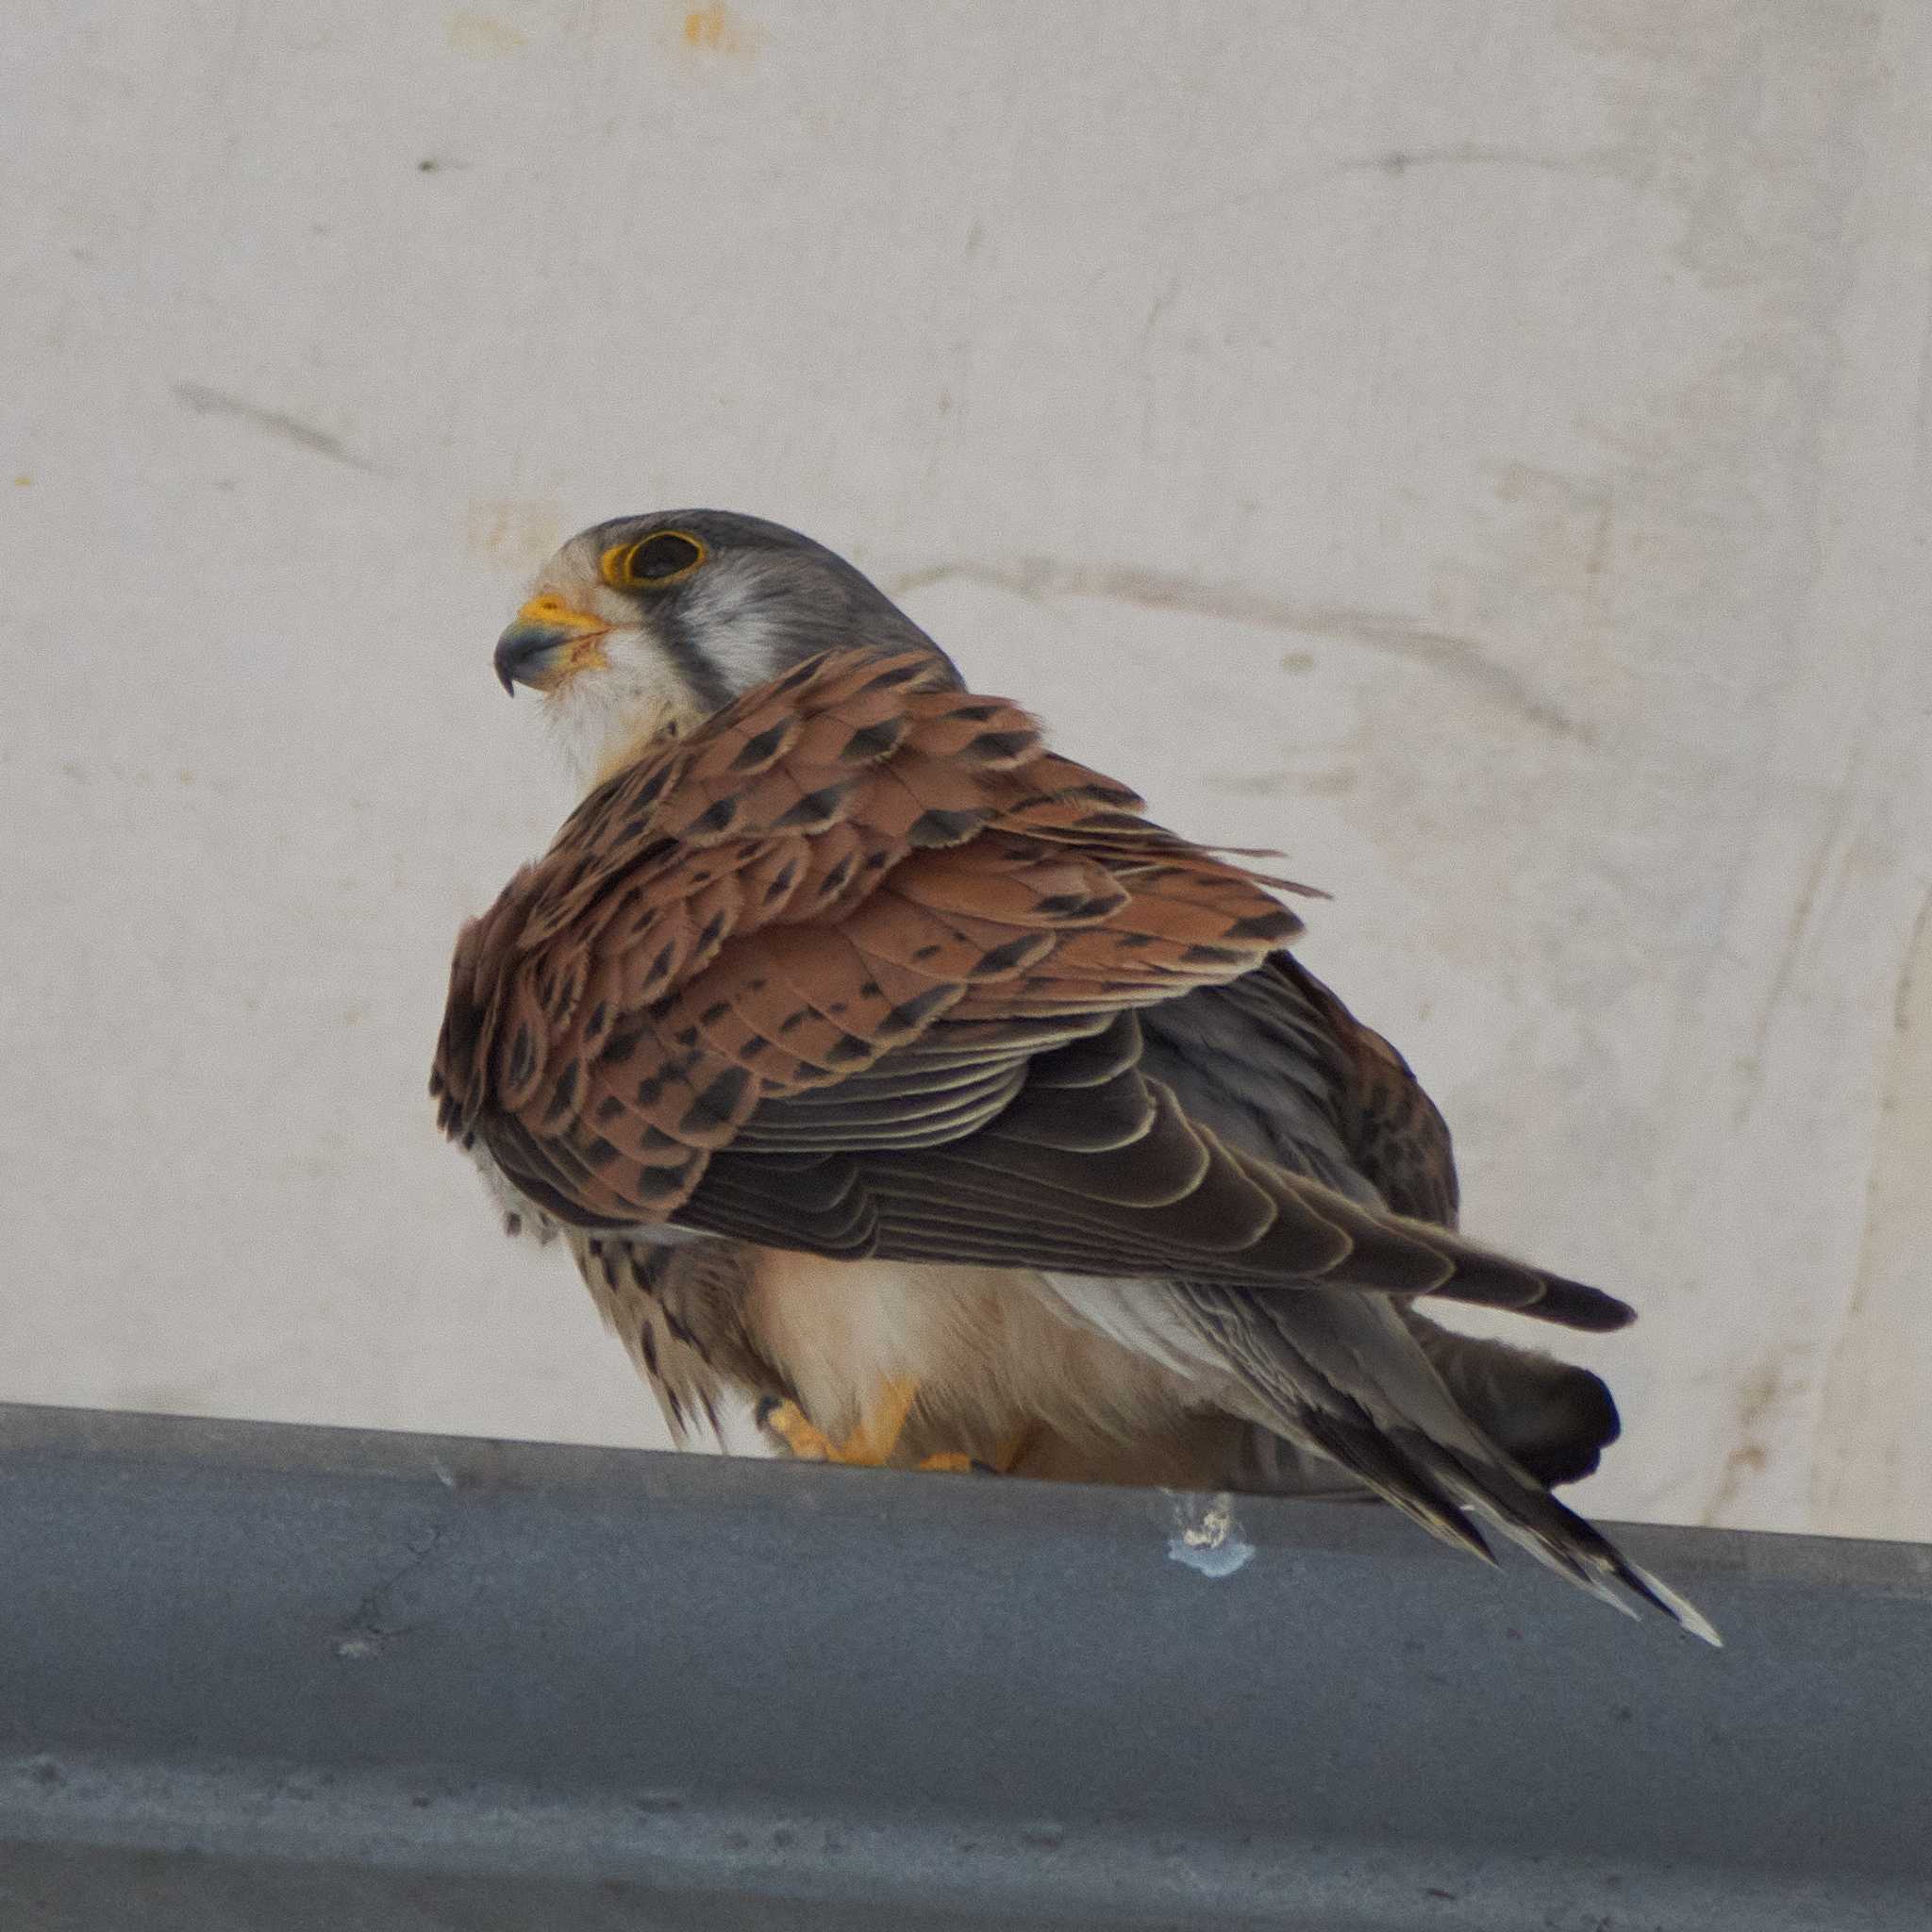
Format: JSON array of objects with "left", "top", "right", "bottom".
[{"left": 493, "top": 595, "right": 611, "bottom": 694}]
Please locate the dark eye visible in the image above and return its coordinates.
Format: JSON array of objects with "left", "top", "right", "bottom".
[{"left": 603, "top": 530, "right": 707, "bottom": 588}]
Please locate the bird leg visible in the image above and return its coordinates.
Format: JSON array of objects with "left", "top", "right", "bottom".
[
  {"left": 756, "top": 1378, "right": 981, "bottom": 1473},
  {"left": 985, "top": 1421, "right": 1039, "bottom": 1474}
]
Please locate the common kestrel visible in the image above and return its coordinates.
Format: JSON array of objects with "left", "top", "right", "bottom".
[{"left": 433, "top": 510, "right": 1712, "bottom": 1640}]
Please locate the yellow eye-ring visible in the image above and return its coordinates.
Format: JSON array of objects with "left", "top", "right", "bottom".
[{"left": 601, "top": 530, "right": 708, "bottom": 589}]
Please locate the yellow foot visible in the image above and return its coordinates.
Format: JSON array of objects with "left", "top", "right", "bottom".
[
  {"left": 754, "top": 1379, "right": 989, "bottom": 1473},
  {"left": 754, "top": 1396, "right": 843, "bottom": 1462}
]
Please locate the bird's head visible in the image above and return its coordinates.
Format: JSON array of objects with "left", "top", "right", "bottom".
[{"left": 493, "top": 510, "right": 957, "bottom": 787}]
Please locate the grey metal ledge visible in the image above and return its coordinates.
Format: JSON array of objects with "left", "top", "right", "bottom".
[{"left": 2, "top": 1402, "right": 1928, "bottom": 1930}]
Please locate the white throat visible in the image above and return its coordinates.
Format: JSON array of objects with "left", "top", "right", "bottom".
[{"left": 542, "top": 666, "right": 692, "bottom": 793}]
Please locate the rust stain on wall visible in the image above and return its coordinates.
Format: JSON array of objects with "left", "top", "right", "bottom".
[
  {"left": 446, "top": 9, "right": 526, "bottom": 57},
  {"left": 682, "top": 5, "right": 757, "bottom": 58},
  {"left": 465, "top": 500, "right": 564, "bottom": 574}
]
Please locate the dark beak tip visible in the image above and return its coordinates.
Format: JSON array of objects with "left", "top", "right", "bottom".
[{"left": 493, "top": 621, "right": 574, "bottom": 696}]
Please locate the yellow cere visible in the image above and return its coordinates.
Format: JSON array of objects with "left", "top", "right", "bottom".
[{"left": 513, "top": 593, "right": 608, "bottom": 637}]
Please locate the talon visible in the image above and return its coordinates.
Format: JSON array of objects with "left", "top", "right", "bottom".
[
  {"left": 758, "top": 1396, "right": 840, "bottom": 1462},
  {"left": 760, "top": 1379, "right": 995, "bottom": 1474},
  {"left": 758, "top": 1379, "right": 922, "bottom": 1467}
]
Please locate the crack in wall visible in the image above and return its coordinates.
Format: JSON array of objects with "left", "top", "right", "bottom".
[
  {"left": 174, "top": 382, "right": 382, "bottom": 474},
  {"left": 888, "top": 558, "right": 1592, "bottom": 742}
]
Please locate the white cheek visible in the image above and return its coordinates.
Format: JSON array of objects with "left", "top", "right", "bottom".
[
  {"left": 682, "top": 572, "right": 798, "bottom": 693},
  {"left": 705, "top": 608, "right": 791, "bottom": 692}
]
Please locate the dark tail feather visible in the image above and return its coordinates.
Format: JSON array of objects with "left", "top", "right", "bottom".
[
  {"left": 1412, "top": 1427, "right": 1719, "bottom": 1641},
  {"left": 1177, "top": 1286, "right": 1719, "bottom": 1643},
  {"left": 1404, "top": 1314, "right": 1623, "bottom": 1489}
]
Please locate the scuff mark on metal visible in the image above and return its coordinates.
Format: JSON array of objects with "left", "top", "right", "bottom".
[{"left": 332, "top": 1522, "right": 446, "bottom": 1659}]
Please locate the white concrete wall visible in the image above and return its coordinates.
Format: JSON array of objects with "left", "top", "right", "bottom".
[{"left": 5, "top": 1, "right": 1929, "bottom": 1539}]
